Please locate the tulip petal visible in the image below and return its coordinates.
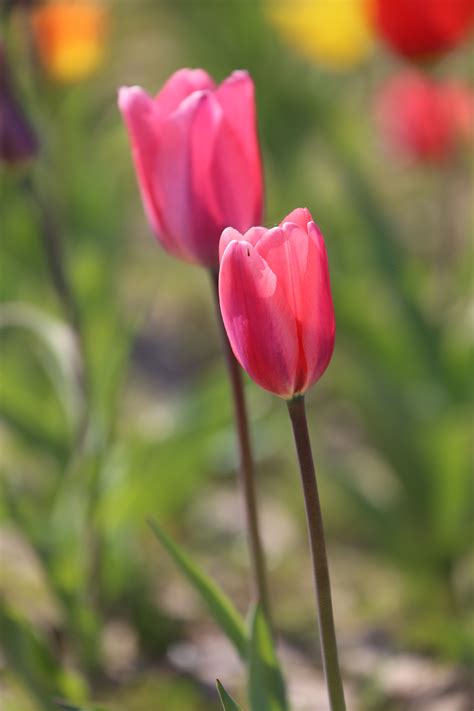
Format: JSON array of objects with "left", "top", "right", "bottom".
[
  {"left": 152, "top": 90, "right": 214, "bottom": 263},
  {"left": 256, "top": 224, "right": 309, "bottom": 323},
  {"left": 300, "top": 221, "right": 336, "bottom": 391},
  {"left": 279, "top": 207, "right": 313, "bottom": 231},
  {"left": 212, "top": 116, "right": 263, "bottom": 231},
  {"left": 256, "top": 224, "right": 308, "bottom": 390},
  {"left": 184, "top": 92, "right": 228, "bottom": 264},
  {"left": 214, "top": 71, "right": 263, "bottom": 224},
  {"left": 154, "top": 68, "right": 215, "bottom": 117},
  {"left": 188, "top": 92, "right": 262, "bottom": 264},
  {"left": 256, "top": 220, "right": 335, "bottom": 392},
  {"left": 219, "top": 225, "right": 267, "bottom": 263},
  {"left": 219, "top": 240, "right": 298, "bottom": 398},
  {"left": 118, "top": 86, "right": 170, "bottom": 248}
]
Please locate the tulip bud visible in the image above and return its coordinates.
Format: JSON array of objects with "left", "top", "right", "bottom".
[
  {"left": 375, "top": 71, "right": 474, "bottom": 163},
  {"left": 219, "top": 208, "right": 335, "bottom": 399},
  {"left": 373, "top": 0, "right": 474, "bottom": 60},
  {"left": 0, "top": 42, "right": 38, "bottom": 165},
  {"left": 118, "top": 69, "right": 263, "bottom": 270}
]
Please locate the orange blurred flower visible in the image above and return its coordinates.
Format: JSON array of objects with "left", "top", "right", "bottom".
[{"left": 31, "top": 1, "right": 107, "bottom": 83}]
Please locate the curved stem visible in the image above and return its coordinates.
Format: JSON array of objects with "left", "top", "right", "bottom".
[
  {"left": 287, "top": 395, "right": 346, "bottom": 711},
  {"left": 210, "top": 270, "right": 272, "bottom": 626}
]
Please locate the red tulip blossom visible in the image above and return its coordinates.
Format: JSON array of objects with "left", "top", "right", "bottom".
[
  {"left": 118, "top": 69, "right": 263, "bottom": 269},
  {"left": 375, "top": 71, "right": 474, "bottom": 163},
  {"left": 373, "top": 0, "right": 474, "bottom": 60},
  {"left": 219, "top": 208, "right": 335, "bottom": 399}
]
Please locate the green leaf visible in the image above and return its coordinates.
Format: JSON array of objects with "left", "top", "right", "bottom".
[
  {"left": 148, "top": 518, "right": 247, "bottom": 659},
  {"left": 216, "top": 680, "right": 242, "bottom": 710},
  {"left": 0, "top": 606, "right": 60, "bottom": 710},
  {"left": 0, "top": 302, "right": 85, "bottom": 430},
  {"left": 248, "top": 605, "right": 288, "bottom": 711}
]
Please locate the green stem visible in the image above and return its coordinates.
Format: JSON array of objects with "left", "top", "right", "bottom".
[
  {"left": 20, "top": 174, "right": 89, "bottom": 409},
  {"left": 287, "top": 395, "right": 346, "bottom": 711},
  {"left": 20, "top": 173, "right": 102, "bottom": 669},
  {"left": 210, "top": 270, "right": 272, "bottom": 627},
  {"left": 22, "top": 176, "right": 80, "bottom": 330}
]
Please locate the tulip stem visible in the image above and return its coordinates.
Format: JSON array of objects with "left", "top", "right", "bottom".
[
  {"left": 22, "top": 176, "right": 81, "bottom": 333},
  {"left": 20, "top": 173, "right": 89, "bottom": 405},
  {"left": 287, "top": 395, "right": 346, "bottom": 711},
  {"left": 210, "top": 270, "right": 272, "bottom": 627}
]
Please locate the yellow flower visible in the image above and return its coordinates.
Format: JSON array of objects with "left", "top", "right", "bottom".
[
  {"left": 32, "top": 1, "right": 107, "bottom": 83},
  {"left": 268, "top": 0, "right": 375, "bottom": 69}
]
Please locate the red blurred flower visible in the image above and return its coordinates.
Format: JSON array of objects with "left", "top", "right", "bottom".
[
  {"left": 219, "top": 208, "right": 335, "bottom": 399},
  {"left": 375, "top": 71, "right": 474, "bottom": 163},
  {"left": 373, "top": 0, "right": 474, "bottom": 60},
  {"left": 0, "top": 42, "right": 38, "bottom": 165},
  {"left": 118, "top": 69, "right": 263, "bottom": 269}
]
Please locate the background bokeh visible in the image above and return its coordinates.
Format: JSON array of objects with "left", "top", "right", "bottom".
[{"left": 1, "top": 1, "right": 473, "bottom": 709}]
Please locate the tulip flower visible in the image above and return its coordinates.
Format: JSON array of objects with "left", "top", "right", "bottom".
[
  {"left": 445, "top": 84, "right": 474, "bottom": 145},
  {"left": 31, "top": 1, "right": 107, "bottom": 83},
  {"left": 375, "top": 71, "right": 474, "bottom": 163},
  {"left": 119, "top": 68, "right": 270, "bottom": 619},
  {"left": 220, "top": 209, "right": 345, "bottom": 709},
  {"left": 267, "top": 0, "right": 374, "bottom": 69},
  {"left": 118, "top": 69, "right": 263, "bottom": 269},
  {"left": 0, "top": 42, "right": 38, "bottom": 164},
  {"left": 219, "top": 208, "right": 335, "bottom": 399},
  {"left": 373, "top": 0, "right": 474, "bottom": 60}
]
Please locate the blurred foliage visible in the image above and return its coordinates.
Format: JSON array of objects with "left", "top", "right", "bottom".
[{"left": 1, "top": 0, "right": 473, "bottom": 709}]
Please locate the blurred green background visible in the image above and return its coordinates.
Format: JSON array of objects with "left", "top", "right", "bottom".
[{"left": 1, "top": 1, "right": 473, "bottom": 709}]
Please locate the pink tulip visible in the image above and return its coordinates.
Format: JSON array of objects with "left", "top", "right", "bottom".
[
  {"left": 118, "top": 68, "right": 263, "bottom": 268},
  {"left": 219, "top": 208, "right": 335, "bottom": 399}
]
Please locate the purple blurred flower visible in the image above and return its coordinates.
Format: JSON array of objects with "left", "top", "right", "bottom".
[
  {"left": 0, "top": 42, "right": 38, "bottom": 165},
  {"left": 2, "top": 0, "right": 38, "bottom": 15}
]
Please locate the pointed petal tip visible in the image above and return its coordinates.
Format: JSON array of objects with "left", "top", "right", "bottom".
[
  {"left": 280, "top": 207, "right": 313, "bottom": 230},
  {"left": 220, "top": 69, "right": 253, "bottom": 88},
  {"left": 118, "top": 85, "right": 147, "bottom": 112},
  {"left": 167, "top": 68, "right": 216, "bottom": 94},
  {"left": 231, "top": 69, "right": 250, "bottom": 80},
  {"left": 221, "top": 226, "right": 244, "bottom": 239},
  {"left": 176, "top": 67, "right": 215, "bottom": 84},
  {"left": 219, "top": 227, "right": 244, "bottom": 262},
  {"left": 223, "top": 237, "right": 255, "bottom": 258}
]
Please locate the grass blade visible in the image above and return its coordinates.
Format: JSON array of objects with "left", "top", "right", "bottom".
[
  {"left": 148, "top": 518, "right": 247, "bottom": 659},
  {"left": 248, "top": 604, "right": 288, "bottom": 711},
  {"left": 217, "top": 680, "right": 242, "bottom": 710}
]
